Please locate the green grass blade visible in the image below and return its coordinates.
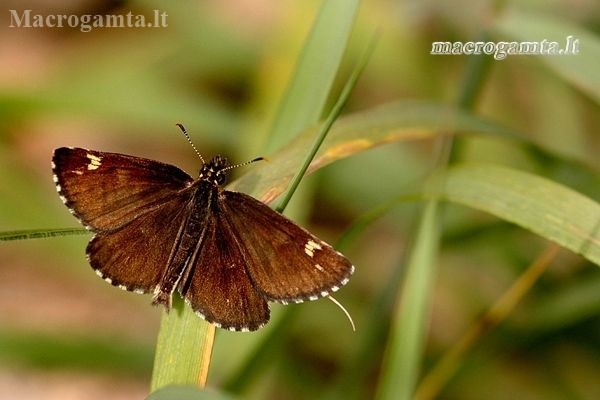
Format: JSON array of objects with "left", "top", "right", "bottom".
[
  {"left": 429, "top": 163, "right": 600, "bottom": 266},
  {"left": 0, "top": 227, "right": 88, "bottom": 241},
  {"left": 150, "top": 295, "right": 215, "bottom": 391},
  {"left": 264, "top": 0, "right": 360, "bottom": 153},
  {"left": 375, "top": 35, "right": 492, "bottom": 400},
  {"left": 229, "top": 100, "right": 522, "bottom": 201},
  {"left": 375, "top": 200, "right": 441, "bottom": 400},
  {"left": 275, "top": 33, "right": 377, "bottom": 212}
]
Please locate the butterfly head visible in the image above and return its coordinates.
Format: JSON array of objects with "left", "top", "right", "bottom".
[{"left": 200, "top": 155, "right": 230, "bottom": 186}]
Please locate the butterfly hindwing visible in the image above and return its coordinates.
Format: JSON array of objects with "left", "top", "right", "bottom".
[
  {"left": 221, "top": 191, "right": 354, "bottom": 303},
  {"left": 87, "top": 190, "right": 195, "bottom": 294},
  {"left": 180, "top": 204, "right": 270, "bottom": 331},
  {"left": 52, "top": 147, "right": 193, "bottom": 231}
]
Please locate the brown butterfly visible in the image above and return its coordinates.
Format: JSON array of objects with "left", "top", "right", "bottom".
[{"left": 52, "top": 145, "right": 353, "bottom": 331}]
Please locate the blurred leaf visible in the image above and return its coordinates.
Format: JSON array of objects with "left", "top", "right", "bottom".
[
  {"left": 375, "top": 201, "right": 441, "bottom": 400},
  {"left": 0, "top": 329, "right": 152, "bottom": 376},
  {"left": 148, "top": 385, "right": 237, "bottom": 400},
  {"left": 493, "top": 10, "right": 600, "bottom": 103},
  {"left": 0, "top": 2, "right": 262, "bottom": 142},
  {"left": 275, "top": 30, "right": 377, "bottom": 212},
  {"left": 231, "top": 100, "right": 522, "bottom": 201},
  {"left": 428, "top": 164, "right": 600, "bottom": 266},
  {"left": 264, "top": 0, "right": 360, "bottom": 153},
  {"left": 518, "top": 273, "right": 600, "bottom": 333}
]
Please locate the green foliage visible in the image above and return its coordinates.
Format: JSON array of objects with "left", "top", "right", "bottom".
[{"left": 0, "top": 1, "right": 599, "bottom": 399}]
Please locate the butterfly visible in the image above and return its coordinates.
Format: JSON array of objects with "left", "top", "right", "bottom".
[{"left": 51, "top": 142, "right": 354, "bottom": 332}]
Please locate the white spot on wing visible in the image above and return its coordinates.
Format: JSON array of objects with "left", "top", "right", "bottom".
[
  {"left": 304, "top": 239, "right": 323, "bottom": 258},
  {"left": 86, "top": 153, "right": 102, "bottom": 170}
]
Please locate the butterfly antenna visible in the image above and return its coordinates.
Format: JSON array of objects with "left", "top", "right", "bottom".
[
  {"left": 222, "top": 156, "right": 266, "bottom": 173},
  {"left": 176, "top": 123, "right": 205, "bottom": 164},
  {"left": 328, "top": 295, "right": 356, "bottom": 332}
]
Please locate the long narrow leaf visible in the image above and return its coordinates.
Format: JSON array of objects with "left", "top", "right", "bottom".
[
  {"left": 230, "top": 101, "right": 522, "bottom": 201},
  {"left": 493, "top": 10, "right": 600, "bottom": 103},
  {"left": 375, "top": 201, "right": 441, "bottom": 400},
  {"left": 264, "top": 0, "right": 360, "bottom": 153},
  {"left": 429, "top": 164, "right": 600, "bottom": 266},
  {"left": 151, "top": 295, "right": 215, "bottom": 391}
]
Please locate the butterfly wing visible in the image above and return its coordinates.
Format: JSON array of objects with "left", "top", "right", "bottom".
[
  {"left": 87, "top": 190, "right": 195, "bottom": 294},
  {"left": 53, "top": 147, "right": 196, "bottom": 296},
  {"left": 180, "top": 207, "right": 270, "bottom": 331},
  {"left": 52, "top": 147, "right": 193, "bottom": 231},
  {"left": 221, "top": 191, "right": 354, "bottom": 303}
]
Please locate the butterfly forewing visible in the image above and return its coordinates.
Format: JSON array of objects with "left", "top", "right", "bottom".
[
  {"left": 52, "top": 147, "right": 193, "bottom": 231},
  {"left": 181, "top": 207, "right": 270, "bottom": 331},
  {"left": 222, "top": 191, "right": 354, "bottom": 303}
]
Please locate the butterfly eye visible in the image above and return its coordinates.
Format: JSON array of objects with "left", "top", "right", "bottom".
[{"left": 215, "top": 172, "right": 226, "bottom": 185}]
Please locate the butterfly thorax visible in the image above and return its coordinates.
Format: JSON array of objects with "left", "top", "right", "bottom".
[{"left": 199, "top": 156, "right": 229, "bottom": 186}]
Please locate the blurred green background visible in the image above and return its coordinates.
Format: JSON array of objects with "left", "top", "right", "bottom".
[{"left": 1, "top": 0, "right": 599, "bottom": 399}]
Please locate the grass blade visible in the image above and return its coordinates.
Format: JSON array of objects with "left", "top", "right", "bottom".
[
  {"left": 264, "top": 0, "right": 360, "bottom": 153},
  {"left": 428, "top": 163, "right": 600, "bottom": 266},
  {"left": 150, "top": 295, "right": 215, "bottom": 391},
  {"left": 375, "top": 200, "right": 441, "bottom": 400}
]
